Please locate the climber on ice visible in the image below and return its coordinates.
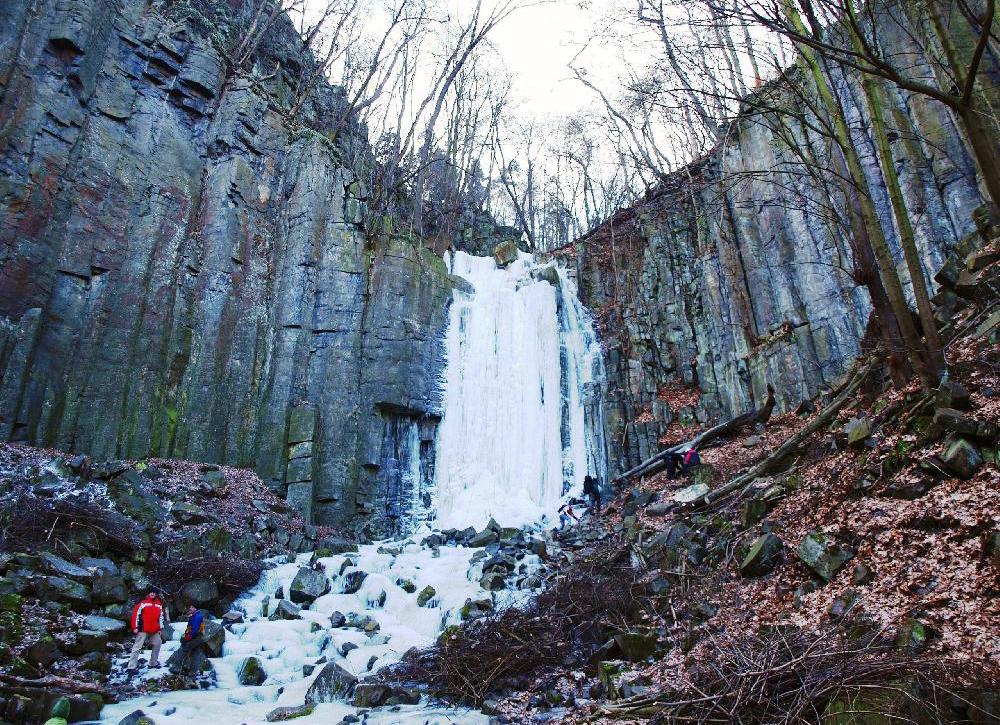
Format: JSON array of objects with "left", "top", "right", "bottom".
[
  {"left": 127, "top": 591, "right": 165, "bottom": 673},
  {"left": 583, "top": 474, "right": 602, "bottom": 515},
  {"left": 558, "top": 499, "right": 582, "bottom": 529}
]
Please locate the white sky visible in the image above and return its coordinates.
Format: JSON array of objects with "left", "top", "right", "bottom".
[{"left": 489, "top": 2, "right": 601, "bottom": 115}]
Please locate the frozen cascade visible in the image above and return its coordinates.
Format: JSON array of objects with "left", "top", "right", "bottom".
[
  {"left": 101, "top": 541, "right": 539, "bottom": 724},
  {"left": 434, "top": 251, "right": 607, "bottom": 530},
  {"left": 102, "top": 250, "right": 606, "bottom": 724}
]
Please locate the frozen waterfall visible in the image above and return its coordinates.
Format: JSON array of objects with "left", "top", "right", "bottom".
[{"left": 433, "top": 250, "right": 608, "bottom": 529}]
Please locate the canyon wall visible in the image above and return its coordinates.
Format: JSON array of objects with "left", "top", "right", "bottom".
[
  {"left": 0, "top": 0, "right": 451, "bottom": 534},
  {"left": 576, "top": 32, "right": 999, "bottom": 478}
]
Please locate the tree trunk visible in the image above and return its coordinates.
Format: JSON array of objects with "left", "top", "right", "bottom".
[
  {"left": 957, "top": 101, "right": 1000, "bottom": 211},
  {"left": 859, "top": 69, "right": 944, "bottom": 378}
]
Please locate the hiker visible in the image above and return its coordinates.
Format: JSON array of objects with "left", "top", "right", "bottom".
[
  {"left": 558, "top": 500, "right": 581, "bottom": 529},
  {"left": 169, "top": 603, "right": 207, "bottom": 676},
  {"left": 583, "top": 474, "right": 602, "bottom": 515},
  {"left": 666, "top": 447, "right": 701, "bottom": 479},
  {"left": 128, "top": 591, "right": 165, "bottom": 673}
]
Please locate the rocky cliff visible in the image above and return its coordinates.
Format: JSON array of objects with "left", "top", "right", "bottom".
[
  {"left": 0, "top": 0, "right": 452, "bottom": 532},
  {"left": 574, "top": 35, "right": 999, "bottom": 477}
]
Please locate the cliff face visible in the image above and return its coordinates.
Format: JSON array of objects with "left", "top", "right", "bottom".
[
  {"left": 576, "top": 38, "right": 999, "bottom": 477},
  {"left": 0, "top": 0, "right": 451, "bottom": 533}
]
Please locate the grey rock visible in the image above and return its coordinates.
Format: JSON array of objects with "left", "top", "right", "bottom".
[
  {"left": 468, "top": 530, "right": 498, "bottom": 547},
  {"left": 416, "top": 585, "right": 436, "bottom": 607},
  {"left": 237, "top": 656, "right": 267, "bottom": 686},
  {"left": 797, "top": 531, "right": 855, "bottom": 581},
  {"left": 305, "top": 661, "right": 358, "bottom": 703},
  {"left": 265, "top": 704, "right": 315, "bottom": 721},
  {"left": 289, "top": 567, "right": 331, "bottom": 604},
  {"left": 202, "top": 619, "right": 226, "bottom": 657},
  {"left": 341, "top": 570, "right": 367, "bottom": 594},
  {"left": 84, "top": 615, "right": 128, "bottom": 634},
  {"left": 844, "top": 417, "right": 872, "bottom": 446},
  {"left": 942, "top": 438, "right": 984, "bottom": 479},
  {"left": 180, "top": 579, "right": 219, "bottom": 607},
  {"left": 92, "top": 574, "right": 128, "bottom": 604},
  {"left": 270, "top": 600, "right": 302, "bottom": 621},
  {"left": 739, "top": 533, "right": 784, "bottom": 577}
]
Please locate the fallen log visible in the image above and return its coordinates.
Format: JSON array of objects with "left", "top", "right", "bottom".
[
  {"left": 614, "top": 385, "right": 776, "bottom": 485},
  {"left": 701, "top": 361, "right": 874, "bottom": 506},
  {"left": 0, "top": 672, "right": 110, "bottom": 696}
]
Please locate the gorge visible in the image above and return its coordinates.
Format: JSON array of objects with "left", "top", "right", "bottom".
[{"left": 1, "top": 0, "right": 999, "bottom": 722}]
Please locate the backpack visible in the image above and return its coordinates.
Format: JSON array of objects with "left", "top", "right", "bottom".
[{"left": 683, "top": 449, "right": 700, "bottom": 466}]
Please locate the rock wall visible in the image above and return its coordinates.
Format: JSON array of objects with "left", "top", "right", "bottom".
[
  {"left": 576, "top": 34, "right": 1000, "bottom": 477},
  {"left": 0, "top": 0, "right": 452, "bottom": 533}
]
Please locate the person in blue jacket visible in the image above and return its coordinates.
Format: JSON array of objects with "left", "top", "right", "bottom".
[{"left": 169, "top": 603, "right": 207, "bottom": 676}]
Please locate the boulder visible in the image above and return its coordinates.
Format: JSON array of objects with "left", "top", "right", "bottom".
[
  {"left": 341, "top": 570, "right": 367, "bottom": 594},
  {"left": 25, "top": 634, "right": 60, "bottom": 666},
  {"left": 265, "top": 704, "right": 315, "bottom": 721},
  {"left": 396, "top": 578, "right": 416, "bottom": 593},
  {"left": 180, "top": 579, "right": 219, "bottom": 608},
  {"left": 467, "top": 530, "right": 498, "bottom": 547},
  {"left": 828, "top": 590, "right": 859, "bottom": 620},
  {"left": 118, "top": 711, "right": 156, "bottom": 725},
  {"left": 797, "top": 531, "right": 855, "bottom": 581},
  {"left": 460, "top": 598, "right": 493, "bottom": 620},
  {"left": 936, "top": 381, "right": 972, "bottom": 411},
  {"left": 673, "top": 482, "right": 709, "bottom": 504},
  {"left": 222, "top": 610, "right": 245, "bottom": 625},
  {"left": 852, "top": 563, "right": 875, "bottom": 585},
  {"left": 289, "top": 567, "right": 330, "bottom": 604},
  {"left": 933, "top": 407, "right": 981, "bottom": 437},
  {"left": 237, "top": 656, "right": 267, "bottom": 686},
  {"left": 894, "top": 618, "right": 928, "bottom": 652},
  {"left": 37, "top": 576, "right": 91, "bottom": 610},
  {"left": 344, "top": 613, "right": 379, "bottom": 633},
  {"left": 79, "top": 651, "right": 111, "bottom": 674},
  {"left": 269, "top": 600, "right": 302, "bottom": 621},
  {"left": 92, "top": 574, "right": 128, "bottom": 604},
  {"left": 942, "top": 438, "right": 984, "bottom": 479},
  {"left": 80, "top": 557, "right": 119, "bottom": 576},
  {"left": 479, "top": 573, "right": 505, "bottom": 591},
  {"left": 67, "top": 629, "right": 108, "bottom": 655},
  {"left": 613, "top": 630, "right": 658, "bottom": 662},
  {"left": 493, "top": 240, "right": 519, "bottom": 267},
  {"left": 202, "top": 619, "right": 226, "bottom": 657},
  {"left": 353, "top": 682, "right": 392, "bottom": 707},
  {"left": 329, "top": 611, "right": 346, "bottom": 627},
  {"left": 844, "top": 417, "right": 872, "bottom": 446},
  {"left": 171, "top": 502, "right": 212, "bottom": 525},
  {"left": 315, "top": 536, "right": 358, "bottom": 555},
  {"left": 688, "top": 464, "right": 715, "bottom": 488},
  {"left": 41, "top": 553, "right": 92, "bottom": 581},
  {"left": 305, "top": 661, "right": 358, "bottom": 703},
  {"left": 339, "top": 641, "right": 358, "bottom": 657},
  {"left": 84, "top": 615, "right": 127, "bottom": 634},
  {"left": 739, "top": 533, "right": 784, "bottom": 577},
  {"left": 416, "top": 585, "right": 436, "bottom": 607},
  {"left": 200, "top": 469, "right": 226, "bottom": 493}
]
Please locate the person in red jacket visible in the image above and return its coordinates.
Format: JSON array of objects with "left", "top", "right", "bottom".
[{"left": 127, "top": 591, "right": 165, "bottom": 673}]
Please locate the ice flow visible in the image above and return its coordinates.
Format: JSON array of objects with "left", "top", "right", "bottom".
[{"left": 434, "top": 251, "right": 607, "bottom": 529}]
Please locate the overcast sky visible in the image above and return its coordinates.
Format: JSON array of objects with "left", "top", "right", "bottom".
[{"left": 489, "top": 2, "right": 601, "bottom": 116}]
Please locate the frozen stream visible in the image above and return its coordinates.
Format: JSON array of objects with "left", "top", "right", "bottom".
[
  {"left": 100, "top": 538, "right": 538, "bottom": 723},
  {"left": 100, "top": 252, "right": 606, "bottom": 724}
]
